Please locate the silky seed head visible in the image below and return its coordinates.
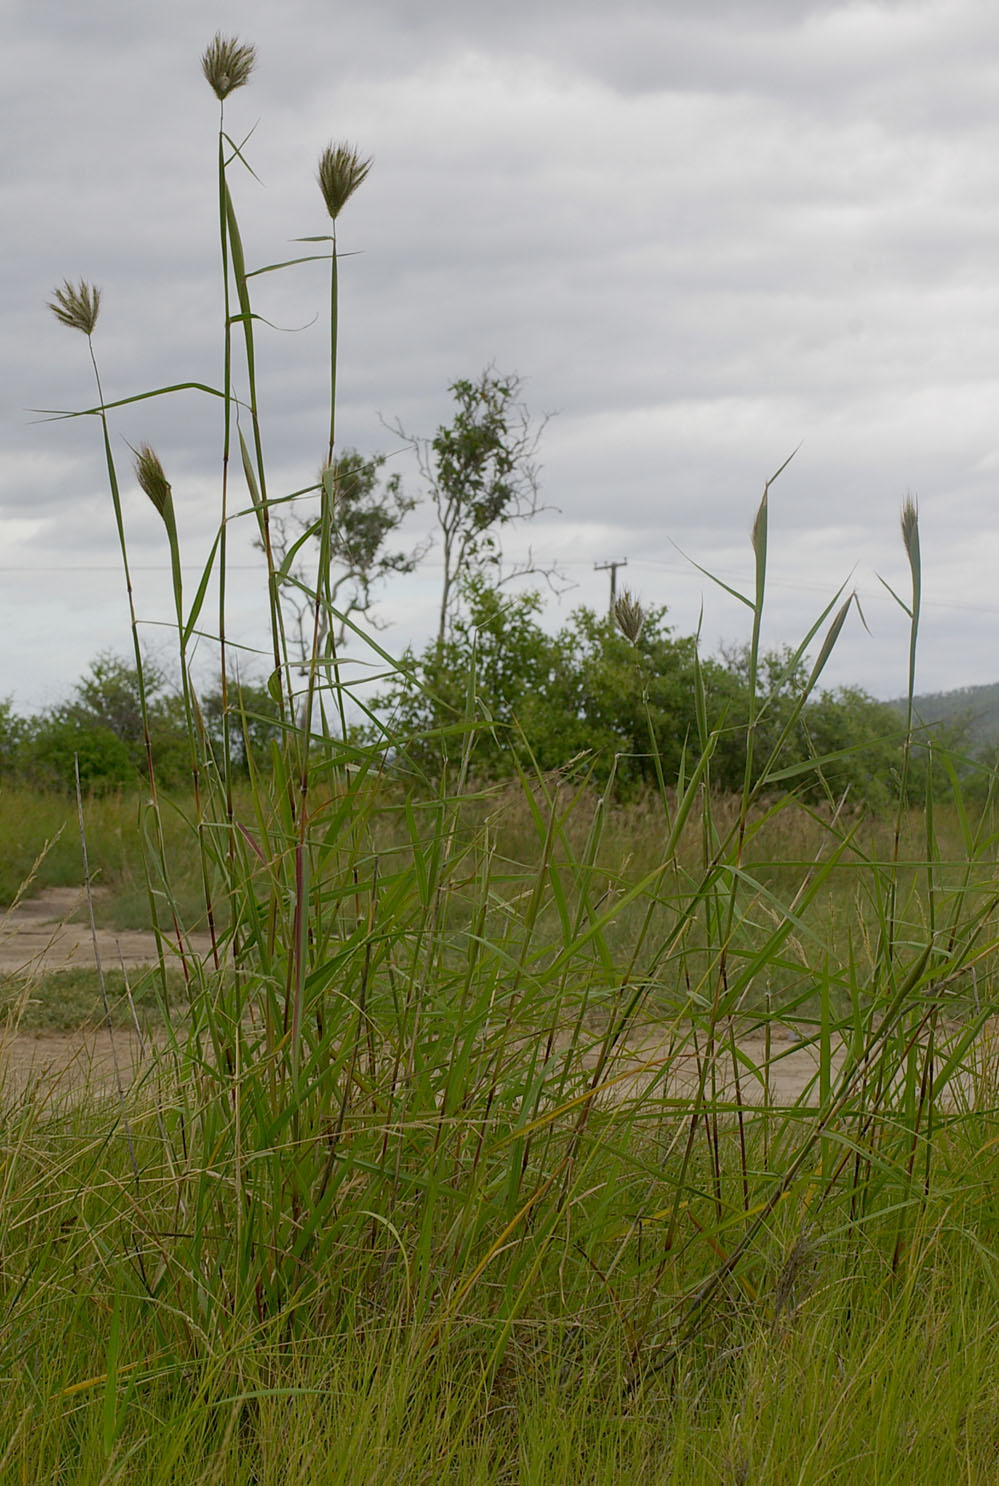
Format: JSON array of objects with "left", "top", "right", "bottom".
[
  {"left": 201, "top": 33, "right": 256, "bottom": 101},
  {"left": 774, "top": 1232, "right": 819, "bottom": 1320},
  {"left": 134, "top": 444, "right": 173, "bottom": 523},
  {"left": 317, "top": 143, "right": 372, "bottom": 222},
  {"left": 614, "top": 590, "right": 646, "bottom": 644},
  {"left": 47, "top": 279, "right": 101, "bottom": 335},
  {"left": 900, "top": 494, "right": 919, "bottom": 566},
  {"left": 751, "top": 488, "right": 768, "bottom": 560}
]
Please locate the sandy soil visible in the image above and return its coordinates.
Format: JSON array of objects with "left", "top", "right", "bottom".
[
  {"left": 0, "top": 886, "right": 208, "bottom": 1096},
  {"left": 1, "top": 1025, "right": 167, "bottom": 1100},
  {"left": 0, "top": 888, "right": 992, "bottom": 1108},
  {"left": 581, "top": 1026, "right": 849, "bottom": 1108},
  {"left": 0, "top": 1019, "right": 848, "bottom": 1105},
  {"left": 0, "top": 885, "right": 215, "bottom": 975},
  {"left": 9, "top": 1017, "right": 986, "bottom": 1111}
]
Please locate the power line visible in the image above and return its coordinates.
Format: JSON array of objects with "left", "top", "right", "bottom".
[
  {"left": 2, "top": 560, "right": 996, "bottom": 620},
  {"left": 0, "top": 564, "right": 263, "bottom": 573}
]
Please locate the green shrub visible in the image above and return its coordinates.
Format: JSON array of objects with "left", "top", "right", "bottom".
[{"left": 28, "top": 716, "right": 136, "bottom": 794}]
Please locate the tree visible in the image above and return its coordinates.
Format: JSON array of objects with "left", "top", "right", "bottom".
[
  {"left": 269, "top": 448, "right": 423, "bottom": 662},
  {"left": 11, "top": 654, "right": 172, "bottom": 792},
  {"left": 67, "top": 652, "right": 163, "bottom": 751},
  {"left": 200, "top": 678, "right": 283, "bottom": 772},
  {"left": 535, "top": 603, "right": 702, "bottom": 791},
  {"left": 19, "top": 655, "right": 286, "bottom": 790},
  {"left": 29, "top": 716, "right": 136, "bottom": 794},
  {"left": 0, "top": 699, "right": 26, "bottom": 780},
  {"left": 705, "top": 643, "right": 921, "bottom": 805},
  {"left": 373, "top": 588, "right": 937, "bottom": 810},
  {"left": 375, "top": 583, "right": 702, "bottom": 792},
  {"left": 54, "top": 651, "right": 188, "bottom": 786},
  {"left": 390, "top": 370, "right": 558, "bottom": 646},
  {"left": 375, "top": 579, "right": 557, "bottom": 781}
]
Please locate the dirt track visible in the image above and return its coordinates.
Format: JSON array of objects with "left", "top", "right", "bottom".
[
  {"left": 0, "top": 885, "right": 214, "bottom": 975},
  {"left": 0, "top": 1021, "right": 844, "bottom": 1106},
  {"left": 0, "top": 886, "right": 207, "bottom": 1095},
  {"left": 0, "top": 884, "right": 842, "bottom": 1101},
  {"left": 0, "top": 889, "right": 993, "bottom": 1108}
]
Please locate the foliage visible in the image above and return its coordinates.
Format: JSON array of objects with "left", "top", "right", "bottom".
[
  {"left": 375, "top": 583, "right": 924, "bottom": 807},
  {"left": 0, "top": 698, "right": 26, "bottom": 779},
  {"left": 199, "top": 677, "right": 283, "bottom": 771},
  {"left": 377, "top": 580, "right": 706, "bottom": 790},
  {"left": 69, "top": 651, "right": 188, "bottom": 780},
  {"left": 391, "top": 369, "right": 551, "bottom": 644},
  {"left": 887, "top": 681, "right": 999, "bottom": 755},
  {"left": 707, "top": 642, "right": 927, "bottom": 807},
  {"left": 26, "top": 714, "right": 136, "bottom": 794},
  {"left": 5, "top": 654, "right": 285, "bottom": 794},
  {"left": 269, "top": 447, "right": 424, "bottom": 657},
  {"left": 20, "top": 652, "right": 185, "bottom": 792},
  {"left": 537, "top": 602, "right": 702, "bottom": 789},
  {"left": 376, "top": 579, "right": 555, "bottom": 779}
]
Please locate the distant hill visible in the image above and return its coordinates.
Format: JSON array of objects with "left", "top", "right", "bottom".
[{"left": 886, "top": 682, "right": 999, "bottom": 757}]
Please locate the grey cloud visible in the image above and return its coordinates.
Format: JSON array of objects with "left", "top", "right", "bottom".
[{"left": 3, "top": 0, "right": 999, "bottom": 710}]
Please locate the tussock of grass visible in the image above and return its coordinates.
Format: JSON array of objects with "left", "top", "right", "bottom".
[
  {"left": 15, "top": 31, "right": 999, "bottom": 1480},
  {"left": 5, "top": 1078, "right": 999, "bottom": 1482}
]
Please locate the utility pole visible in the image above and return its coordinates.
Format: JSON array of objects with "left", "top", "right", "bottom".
[{"left": 594, "top": 558, "right": 628, "bottom": 614}]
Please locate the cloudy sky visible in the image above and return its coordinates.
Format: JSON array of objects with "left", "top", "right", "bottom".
[{"left": 5, "top": 0, "right": 999, "bottom": 714}]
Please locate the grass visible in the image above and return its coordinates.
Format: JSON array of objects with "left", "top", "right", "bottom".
[
  {"left": 0, "top": 966, "right": 187, "bottom": 1030},
  {"left": 5, "top": 1071, "right": 999, "bottom": 1481},
  {"left": 0, "top": 783, "right": 216, "bottom": 929},
  {"left": 11, "top": 31, "right": 999, "bottom": 1479}
]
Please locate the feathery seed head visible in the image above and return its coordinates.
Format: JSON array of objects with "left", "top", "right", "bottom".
[
  {"left": 48, "top": 279, "right": 101, "bottom": 335},
  {"left": 201, "top": 33, "right": 256, "bottom": 101},
  {"left": 134, "top": 444, "right": 173, "bottom": 524},
  {"left": 614, "top": 590, "right": 646, "bottom": 644},
  {"left": 901, "top": 494, "right": 919, "bottom": 567},
  {"left": 317, "top": 143, "right": 372, "bottom": 222},
  {"left": 751, "top": 488, "right": 768, "bottom": 560}
]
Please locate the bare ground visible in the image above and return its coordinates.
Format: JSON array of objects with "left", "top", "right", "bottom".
[
  {"left": 0, "top": 886, "right": 207, "bottom": 1096},
  {"left": 1, "top": 1026, "right": 168, "bottom": 1100},
  {"left": 0, "top": 885, "right": 214, "bottom": 975},
  {"left": 1, "top": 889, "right": 994, "bottom": 1108}
]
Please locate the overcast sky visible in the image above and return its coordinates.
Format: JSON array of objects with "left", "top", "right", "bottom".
[{"left": 5, "top": 0, "right": 999, "bottom": 714}]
